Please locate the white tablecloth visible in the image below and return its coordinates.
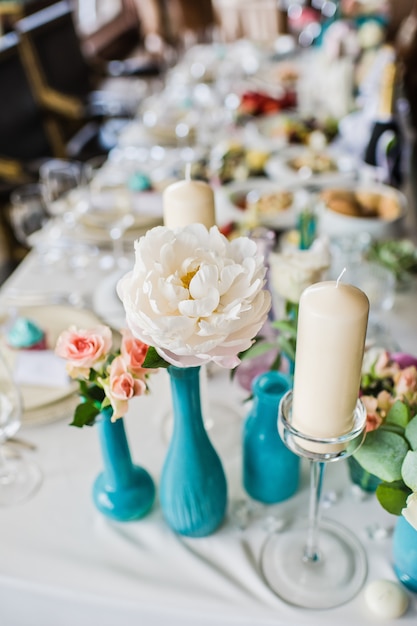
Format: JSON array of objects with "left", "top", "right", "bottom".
[{"left": 0, "top": 252, "right": 417, "bottom": 626}]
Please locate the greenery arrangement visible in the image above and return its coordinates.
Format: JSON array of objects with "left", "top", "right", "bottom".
[{"left": 352, "top": 348, "right": 417, "bottom": 523}]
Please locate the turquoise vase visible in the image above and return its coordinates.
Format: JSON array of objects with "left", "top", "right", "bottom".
[
  {"left": 92, "top": 407, "right": 155, "bottom": 521},
  {"left": 393, "top": 515, "right": 417, "bottom": 592},
  {"left": 346, "top": 456, "right": 381, "bottom": 493},
  {"left": 160, "top": 366, "right": 227, "bottom": 537},
  {"left": 243, "top": 371, "right": 300, "bottom": 503}
]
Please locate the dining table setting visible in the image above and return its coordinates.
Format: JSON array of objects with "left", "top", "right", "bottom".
[{"left": 1, "top": 23, "right": 417, "bottom": 626}]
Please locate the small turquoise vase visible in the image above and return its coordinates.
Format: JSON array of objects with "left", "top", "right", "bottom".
[
  {"left": 346, "top": 456, "right": 381, "bottom": 493},
  {"left": 160, "top": 366, "right": 227, "bottom": 537},
  {"left": 243, "top": 371, "right": 300, "bottom": 504},
  {"left": 92, "top": 407, "right": 155, "bottom": 521},
  {"left": 393, "top": 515, "right": 417, "bottom": 592}
]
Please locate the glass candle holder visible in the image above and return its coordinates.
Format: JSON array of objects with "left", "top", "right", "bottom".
[{"left": 260, "top": 390, "right": 367, "bottom": 609}]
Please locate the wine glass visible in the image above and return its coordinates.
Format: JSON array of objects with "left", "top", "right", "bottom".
[
  {"left": 39, "top": 159, "right": 88, "bottom": 228},
  {"left": 84, "top": 159, "right": 135, "bottom": 270},
  {"left": 39, "top": 159, "right": 94, "bottom": 272},
  {"left": 9, "top": 183, "right": 51, "bottom": 255},
  {"left": 0, "top": 350, "right": 42, "bottom": 505}
]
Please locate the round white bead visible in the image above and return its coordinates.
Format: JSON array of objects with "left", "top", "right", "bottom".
[{"left": 364, "top": 579, "right": 409, "bottom": 619}]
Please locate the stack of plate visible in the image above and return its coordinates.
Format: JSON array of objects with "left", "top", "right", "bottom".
[{"left": 1, "top": 305, "right": 105, "bottom": 426}]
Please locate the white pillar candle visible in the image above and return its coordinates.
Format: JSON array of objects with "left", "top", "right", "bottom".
[
  {"left": 162, "top": 170, "right": 216, "bottom": 229},
  {"left": 292, "top": 280, "right": 369, "bottom": 441}
]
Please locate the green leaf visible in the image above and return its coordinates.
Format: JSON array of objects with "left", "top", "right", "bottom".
[
  {"left": 354, "top": 429, "right": 409, "bottom": 482},
  {"left": 142, "top": 346, "right": 170, "bottom": 369},
  {"left": 271, "top": 320, "right": 297, "bottom": 337},
  {"left": 376, "top": 480, "right": 411, "bottom": 515},
  {"left": 386, "top": 400, "right": 410, "bottom": 428},
  {"left": 239, "top": 341, "right": 277, "bottom": 360},
  {"left": 405, "top": 415, "right": 417, "bottom": 450},
  {"left": 70, "top": 402, "right": 100, "bottom": 428},
  {"left": 402, "top": 450, "right": 417, "bottom": 491},
  {"left": 277, "top": 336, "right": 296, "bottom": 362}
]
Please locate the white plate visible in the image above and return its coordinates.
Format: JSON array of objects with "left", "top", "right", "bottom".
[
  {"left": 215, "top": 178, "right": 309, "bottom": 230},
  {"left": 92, "top": 269, "right": 127, "bottom": 331},
  {"left": 1, "top": 305, "right": 104, "bottom": 419},
  {"left": 75, "top": 191, "right": 163, "bottom": 245},
  {"left": 265, "top": 145, "right": 358, "bottom": 186},
  {"left": 254, "top": 113, "right": 296, "bottom": 151}
]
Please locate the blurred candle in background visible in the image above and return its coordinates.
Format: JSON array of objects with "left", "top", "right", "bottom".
[
  {"left": 162, "top": 166, "right": 216, "bottom": 229},
  {"left": 292, "top": 280, "right": 369, "bottom": 440}
]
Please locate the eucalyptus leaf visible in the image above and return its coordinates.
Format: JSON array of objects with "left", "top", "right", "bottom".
[
  {"left": 405, "top": 415, "right": 417, "bottom": 450},
  {"left": 380, "top": 422, "right": 405, "bottom": 436},
  {"left": 402, "top": 450, "right": 417, "bottom": 491},
  {"left": 386, "top": 400, "right": 410, "bottom": 428},
  {"left": 376, "top": 480, "right": 411, "bottom": 515},
  {"left": 354, "top": 430, "right": 409, "bottom": 482}
]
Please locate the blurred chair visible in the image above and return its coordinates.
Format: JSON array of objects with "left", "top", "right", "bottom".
[
  {"left": 13, "top": 0, "right": 163, "bottom": 158},
  {"left": 0, "top": 30, "right": 60, "bottom": 177},
  {"left": 212, "top": 0, "right": 282, "bottom": 43},
  {"left": 14, "top": 0, "right": 159, "bottom": 123},
  {"left": 0, "top": 28, "right": 101, "bottom": 264},
  {"left": 133, "top": 0, "right": 217, "bottom": 49}
]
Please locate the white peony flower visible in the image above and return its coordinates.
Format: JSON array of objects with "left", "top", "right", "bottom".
[
  {"left": 117, "top": 224, "right": 271, "bottom": 368},
  {"left": 402, "top": 491, "right": 417, "bottom": 532},
  {"left": 269, "top": 236, "right": 331, "bottom": 304}
]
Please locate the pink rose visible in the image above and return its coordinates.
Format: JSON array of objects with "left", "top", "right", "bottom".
[
  {"left": 377, "top": 390, "right": 395, "bottom": 414},
  {"left": 394, "top": 366, "right": 417, "bottom": 399},
  {"left": 374, "top": 350, "right": 400, "bottom": 379},
  {"left": 120, "top": 329, "right": 150, "bottom": 377},
  {"left": 106, "top": 356, "right": 146, "bottom": 420},
  {"left": 55, "top": 325, "right": 112, "bottom": 378},
  {"left": 361, "top": 395, "right": 383, "bottom": 432}
]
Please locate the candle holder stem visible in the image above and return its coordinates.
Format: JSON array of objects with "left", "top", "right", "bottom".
[{"left": 304, "top": 460, "right": 325, "bottom": 562}]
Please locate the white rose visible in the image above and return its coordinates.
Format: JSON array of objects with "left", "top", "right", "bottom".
[
  {"left": 117, "top": 224, "right": 271, "bottom": 368},
  {"left": 402, "top": 492, "right": 417, "bottom": 532},
  {"left": 269, "top": 237, "right": 331, "bottom": 304}
]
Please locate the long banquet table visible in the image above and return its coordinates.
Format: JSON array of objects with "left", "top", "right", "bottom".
[{"left": 0, "top": 244, "right": 416, "bottom": 626}]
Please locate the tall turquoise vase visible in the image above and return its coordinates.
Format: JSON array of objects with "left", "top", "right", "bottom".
[
  {"left": 243, "top": 371, "right": 300, "bottom": 503},
  {"left": 93, "top": 407, "right": 155, "bottom": 522},
  {"left": 160, "top": 366, "right": 227, "bottom": 537},
  {"left": 392, "top": 515, "right": 417, "bottom": 592}
]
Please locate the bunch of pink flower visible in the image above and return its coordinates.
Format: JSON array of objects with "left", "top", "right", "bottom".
[
  {"left": 361, "top": 348, "right": 417, "bottom": 433},
  {"left": 55, "top": 325, "right": 152, "bottom": 421}
]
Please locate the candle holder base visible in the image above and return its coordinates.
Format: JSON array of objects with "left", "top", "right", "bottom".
[{"left": 261, "top": 517, "right": 367, "bottom": 609}]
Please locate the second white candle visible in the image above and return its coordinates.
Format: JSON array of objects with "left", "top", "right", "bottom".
[{"left": 292, "top": 280, "right": 369, "bottom": 440}]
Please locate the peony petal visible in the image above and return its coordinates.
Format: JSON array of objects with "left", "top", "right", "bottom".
[{"left": 178, "top": 290, "right": 220, "bottom": 318}]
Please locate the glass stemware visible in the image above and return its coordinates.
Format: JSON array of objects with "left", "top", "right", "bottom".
[
  {"left": 84, "top": 161, "right": 135, "bottom": 270},
  {"left": 40, "top": 159, "right": 88, "bottom": 228},
  {"left": 39, "top": 159, "right": 96, "bottom": 273},
  {"left": 0, "top": 351, "right": 42, "bottom": 506},
  {"left": 9, "top": 183, "right": 51, "bottom": 259}
]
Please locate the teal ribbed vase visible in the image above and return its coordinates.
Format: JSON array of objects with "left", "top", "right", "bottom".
[{"left": 159, "top": 366, "right": 227, "bottom": 537}]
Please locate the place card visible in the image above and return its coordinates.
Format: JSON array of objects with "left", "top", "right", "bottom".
[{"left": 13, "top": 350, "right": 71, "bottom": 388}]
